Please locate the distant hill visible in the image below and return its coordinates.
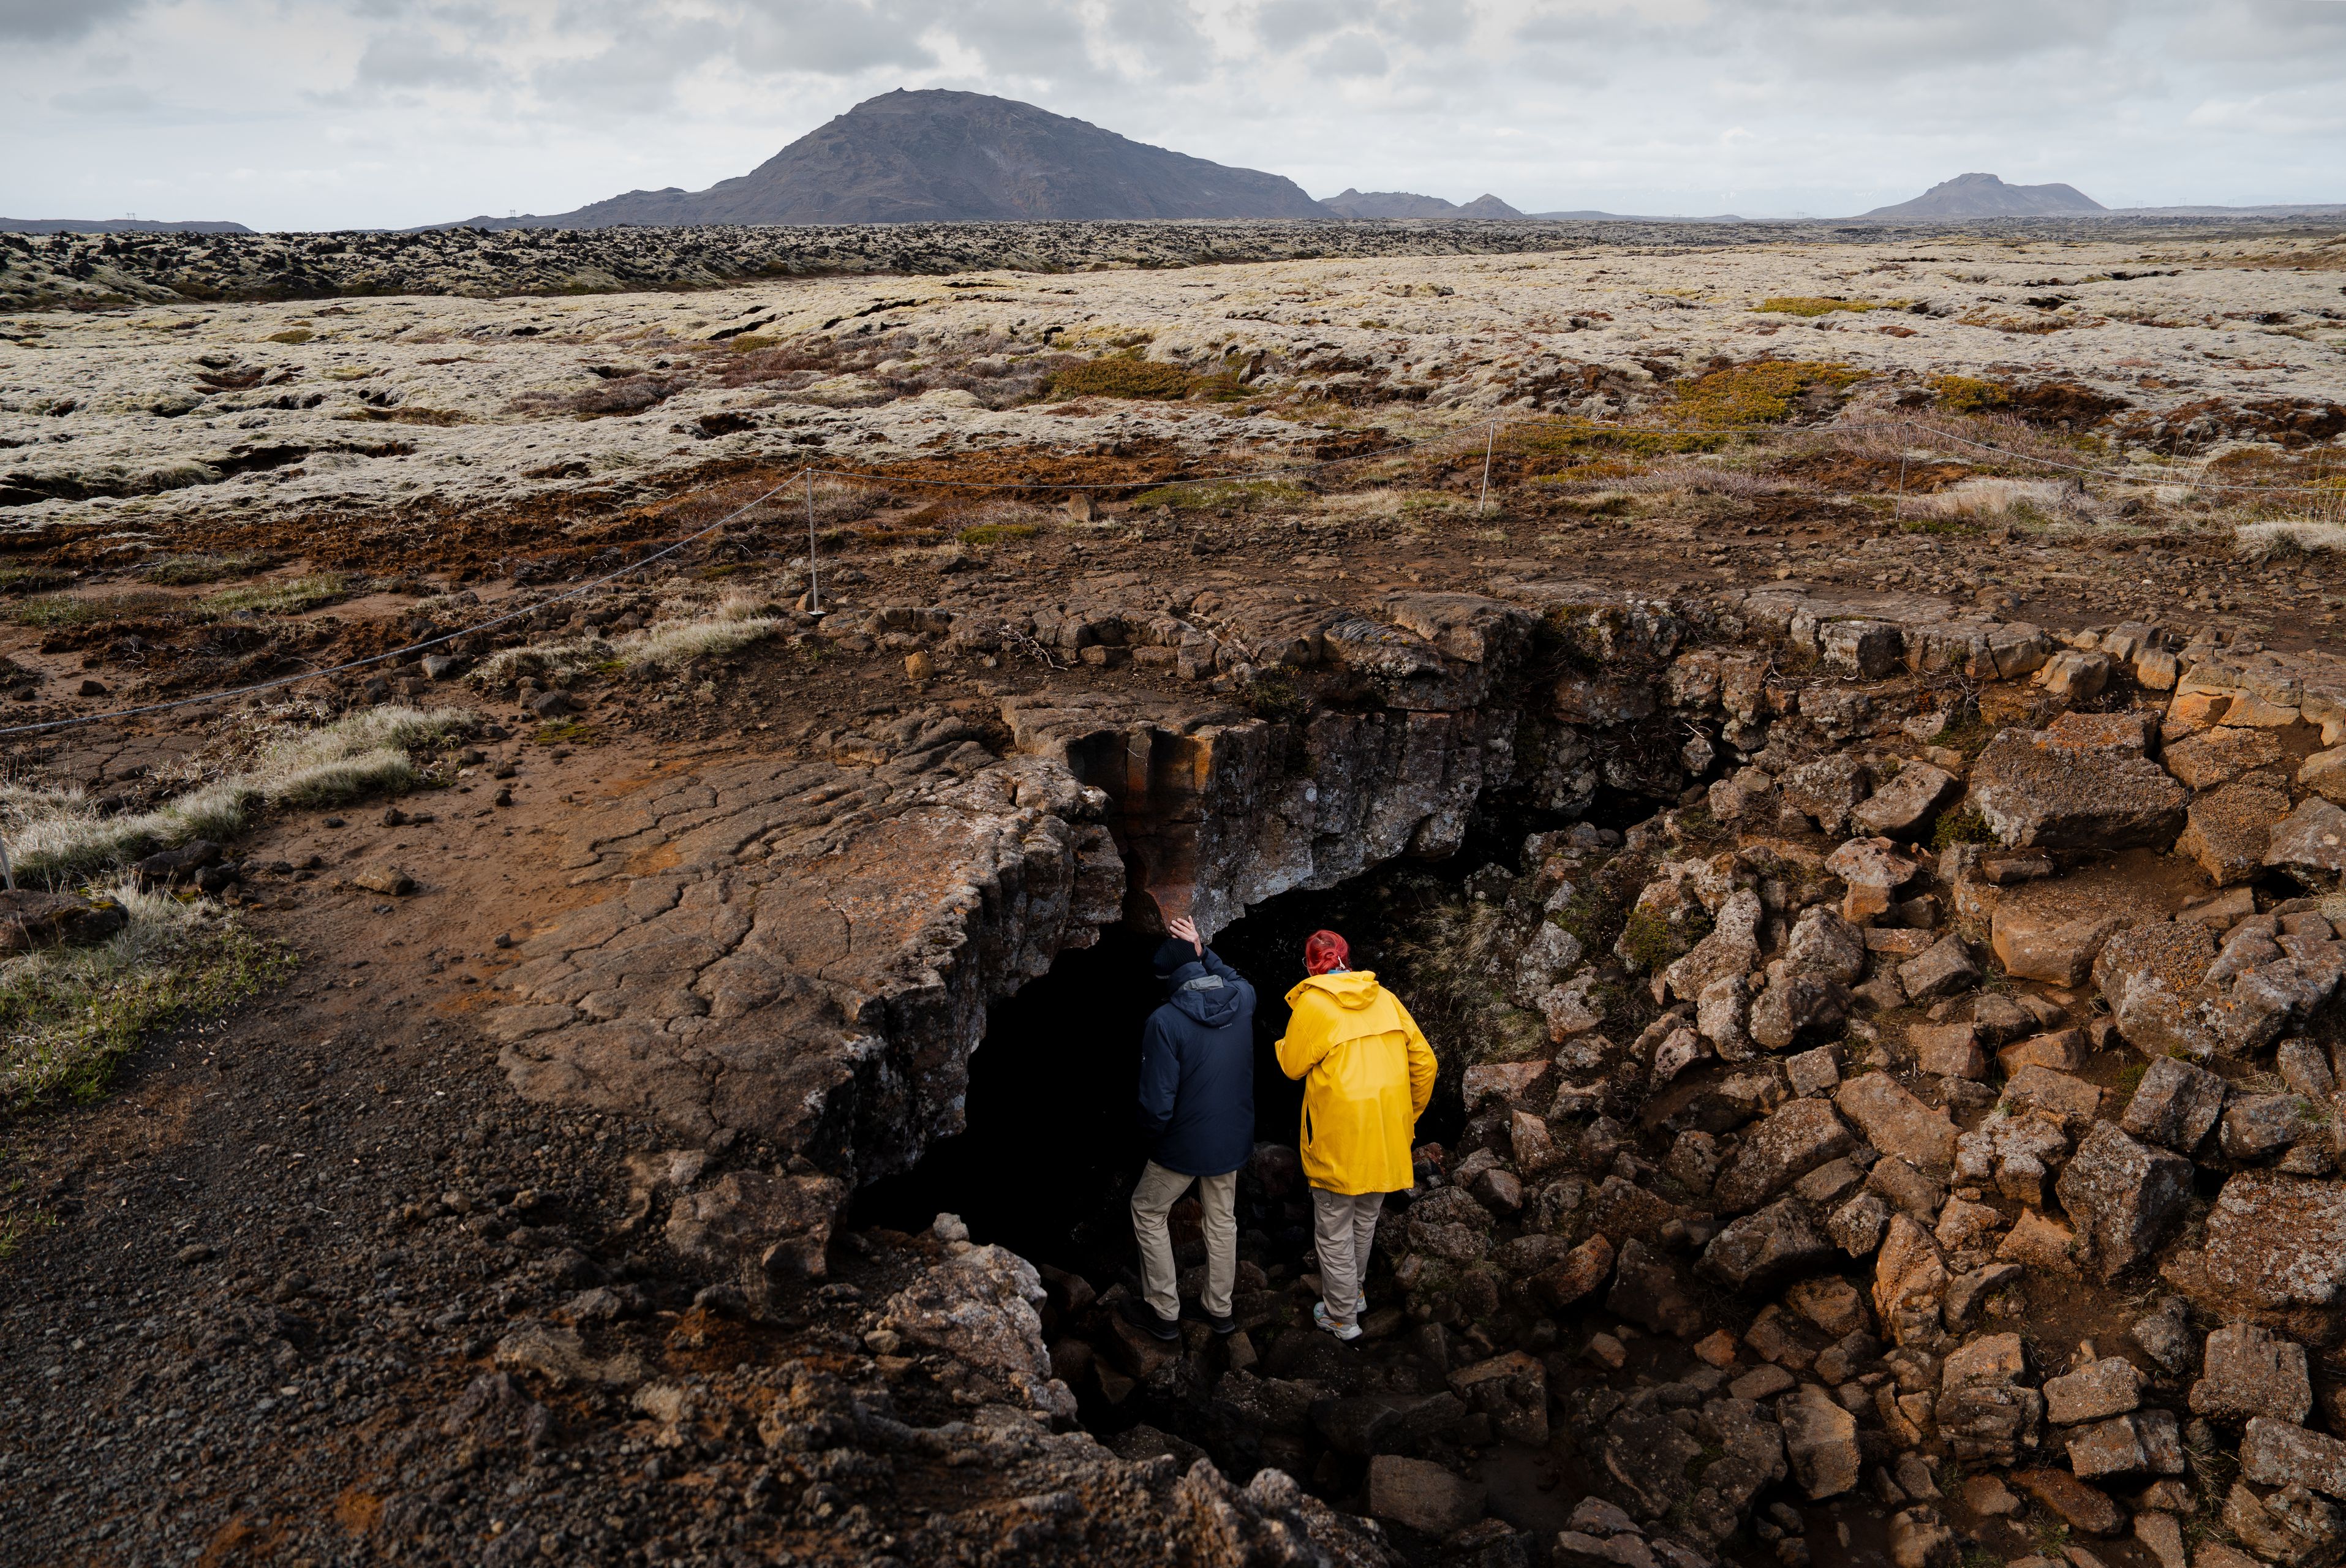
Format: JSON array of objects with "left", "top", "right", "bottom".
[
  {"left": 1318, "top": 189, "right": 1523, "bottom": 221},
  {"left": 1, "top": 217, "right": 254, "bottom": 235},
  {"left": 1528, "top": 209, "right": 1746, "bottom": 222},
  {"left": 1859, "top": 173, "right": 2104, "bottom": 219},
  {"left": 437, "top": 90, "right": 1327, "bottom": 229}
]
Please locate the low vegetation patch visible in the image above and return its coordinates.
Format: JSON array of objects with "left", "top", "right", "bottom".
[
  {"left": 1049, "top": 355, "right": 1194, "bottom": 401},
  {"left": 474, "top": 594, "right": 787, "bottom": 685},
  {"left": 10, "top": 590, "right": 176, "bottom": 628},
  {"left": 1928, "top": 374, "right": 2012, "bottom": 415},
  {"left": 1755, "top": 297, "right": 1884, "bottom": 317},
  {"left": 959, "top": 521, "right": 1039, "bottom": 545},
  {"left": 1131, "top": 479, "right": 1310, "bottom": 511},
  {"left": 197, "top": 573, "right": 349, "bottom": 617},
  {"left": 1668, "top": 361, "right": 1864, "bottom": 428},
  {"left": 1, "top": 884, "right": 295, "bottom": 1109},
  {"left": 0, "top": 564, "right": 73, "bottom": 595},
  {"left": 137, "top": 551, "right": 280, "bottom": 586}
]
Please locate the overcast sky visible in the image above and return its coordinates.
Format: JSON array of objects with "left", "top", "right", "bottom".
[{"left": 5, "top": 0, "right": 2344, "bottom": 230}]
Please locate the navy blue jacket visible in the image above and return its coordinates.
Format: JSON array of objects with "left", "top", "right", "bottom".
[{"left": 1136, "top": 948, "right": 1257, "bottom": 1177}]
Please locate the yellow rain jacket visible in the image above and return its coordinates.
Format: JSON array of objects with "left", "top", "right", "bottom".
[{"left": 1276, "top": 970, "right": 1438, "bottom": 1196}]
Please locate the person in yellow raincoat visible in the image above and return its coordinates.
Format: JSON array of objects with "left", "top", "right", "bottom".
[{"left": 1275, "top": 928, "right": 1438, "bottom": 1340}]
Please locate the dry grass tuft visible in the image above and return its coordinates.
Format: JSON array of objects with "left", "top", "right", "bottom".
[
  {"left": 1900, "top": 477, "right": 2072, "bottom": 523},
  {"left": 2238, "top": 520, "right": 2346, "bottom": 562},
  {"left": 1, "top": 706, "right": 470, "bottom": 886}
]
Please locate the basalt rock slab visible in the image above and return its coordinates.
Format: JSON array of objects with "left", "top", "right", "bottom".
[{"left": 1969, "top": 715, "right": 2187, "bottom": 852}]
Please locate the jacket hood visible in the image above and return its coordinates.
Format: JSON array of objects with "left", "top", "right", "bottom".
[
  {"left": 1166, "top": 960, "right": 1248, "bottom": 1028},
  {"left": 1286, "top": 970, "right": 1383, "bottom": 1010}
]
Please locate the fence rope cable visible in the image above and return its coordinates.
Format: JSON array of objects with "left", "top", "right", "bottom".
[{"left": 0, "top": 409, "right": 2338, "bottom": 745}]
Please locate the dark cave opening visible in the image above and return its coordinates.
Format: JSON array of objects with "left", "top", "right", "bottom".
[{"left": 850, "top": 853, "right": 1496, "bottom": 1281}]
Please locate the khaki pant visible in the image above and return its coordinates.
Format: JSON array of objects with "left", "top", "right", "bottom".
[
  {"left": 1311, "top": 1186, "right": 1386, "bottom": 1329},
  {"left": 1131, "top": 1161, "right": 1238, "bottom": 1321}
]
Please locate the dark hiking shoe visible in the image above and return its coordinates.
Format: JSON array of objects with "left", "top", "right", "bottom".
[
  {"left": 1120, "top": 1296, "right": 1179, "bottom": 1342},
  {"left": 1194, "top": 1307, "right": 1238, "bottom": 1336}
]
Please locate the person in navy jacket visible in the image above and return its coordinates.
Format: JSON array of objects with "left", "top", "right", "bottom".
[{"left": 1123, "top": 914, "right": 1256, "bottom": 1341}]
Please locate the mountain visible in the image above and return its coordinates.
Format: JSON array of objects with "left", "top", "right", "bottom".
[
  {"left": 437, "top": 90, "right": 1327, "bottom": 229},
  {"left": 1318, "top": 189, "right": 1523, "bottom": 221},
  {"left": 1, "top": 217, "right": 254, "bottom": 234},
  {"left": 1858, "top": 173, "right": 2105, "bottom": 219}
]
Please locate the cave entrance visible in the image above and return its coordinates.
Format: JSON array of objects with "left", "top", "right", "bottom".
[{"left": 850, "top": 859, "right": 1477, "bottom": 1286}]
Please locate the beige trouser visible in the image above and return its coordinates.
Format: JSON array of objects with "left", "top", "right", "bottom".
[
  {"left": 1311, "top": 1186, "right": 1386, "bottom": 1329},
  {"left": 1131, "top": 1160, "right": 1239, "bottom": 1321}
]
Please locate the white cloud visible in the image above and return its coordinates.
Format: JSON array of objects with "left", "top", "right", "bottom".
[{"left": 0, "top": 0, "right": 2339, "bottom": 228}]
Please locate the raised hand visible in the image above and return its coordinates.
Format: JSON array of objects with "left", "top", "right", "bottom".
[{"left": 1167, "top": 914, "right": 1203, "bottom": 956}]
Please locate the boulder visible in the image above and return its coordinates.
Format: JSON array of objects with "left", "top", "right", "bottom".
[
  {"left": 1607, "top": 1238, "right": 1704, "bottom": 1338},
  {"left": 1367, "top": 1453, "right": 1487, "bottom": 1535},
  {"left": 2224, "top": 1480, "right": 2346, "bottom": 1566},
  {"left": 1747, "top": 960, "right": 1853, "bottom": 1050},
  {"left": 2066, "top": 1409, "right": 2186, "bottom": 1479},
  {"left": 2301, "top": 745, "right": 2346, "bottom": 804},
  {"left": 1939, "top": 1333, "right": 2042, "bottom": 1466},
  {"left": 2243, "top": 1417, "right": 2346, "bottom": 1501},
  {"left": 2178, "top": 781, "right": 2293, "bottom": 886},
  {"left": 2043, "top": 1356, "right": 2143, "bottom": 1425},
  {"left": 2221, "top": 1093, "right": 2320, "bottom": 1164},
  {"left": 2167, "top": 726, "right": 2284, "bottom": 790},
  {"left": 1786, "top": 904, "right": 1869, "bottom": 984},
  {"left": 1662, "top": 888, "right": 1763, "bottom": 1004},
  {"left": 1448, "top": 1351, "right": 1549, "bottom": 1446},
  {"left": 1779, "top": 753, "right": 1872, "bottom": 835},
  {"left": 1998, "top": 1065, "right": 2103, "bottom": 1131},
  {"left": 2118, "top": 1056, "right": 2227, "bottom": 1152},
  {"left": 1836, "top": 1072, "right": 1958, "bottom": 1170},
  {"left": 2267, "top": 796, "right": 2346, "bottom": 884},
  {"left": 1897, "top": 936, "right": 1979, "bottom": 1003},
  {"left": 1824, "top": 839, "right": 1918, "bottom": 924},
  {"left": 882, "top": 1242, "right": 1074, "bottom": 1419},
  {"left": 1910, "top": 1022, "right": 1986, "bottom": 1080},
  {"left": 2094, "top": 921, "right": 2220, "bottom": 1060},
  {"left": 1712, "top": 1098, "right": 1854, "bottom": 1214},
  {"left": 1851, "top": 763, "right": 1962, "bottom": 840},
  {"left": 1990, "top": 867, "right": 2167, "bottom": 986},
  {"left": 2195, "top": 1172, "right": 2346, "bottom": 1311},
  {"left": 1699, "top": 1198, "right": 1833, "bottom": 1291},
  {"left": 1531, "top": 1234, "right": 1617, "bottom": 1313},
  {"left": 1969, "top": 717, "right": 2189, "bottom": 852},
  {"left": 2192, "top": 1323, "right": 2313, "bottom": 1426},
  {"left": 0, "top": 889, "right": 128, "bottom": 954},
  {"left": 2011, "top": 1468, "right": 2124, "bottom": 1536},
  {"left": 1777, "top": 1382, "right": 1862, "bottom": 1499},
  {"left": 2054, "top": 1124, "right": 2193, "bottom": 1281}
]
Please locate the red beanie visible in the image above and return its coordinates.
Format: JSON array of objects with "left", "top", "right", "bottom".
[{"left": 1305, "top": 930, "right": 1350, "bottom": 974}]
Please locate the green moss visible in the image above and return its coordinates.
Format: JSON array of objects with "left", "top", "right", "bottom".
[
  {"left": 1670, "top": 361, "right": 1865, "bottom": 428},
  {"left": 1049, "top": 355, "right": 1194, "bottom": 401},
  {"left": 1241, "top": 671, "right": 1310, "bottom": 725},
  {"left": 1620, "top": 905, "right": 1709, "bottom": 974},
  {"left": 532, "top": 717, "right": 603, "bottom": 747},
  {"left": 2116, "top": 1061, "right": 2148, "bottom": 1097},
  {"left": 1899, "top": 516, "right": 1982, "bottom": 537},
  {"left": 1931, "top": 805, "right": 1996, "bottom": 851},
  {"left": 263, "top": 328, "right": 312, "bottom": 344},
  {"left": 197, "top": 573, "right": 348, "bottom": 617},
  {"left": 1930, "top": 374, "right": 2011, "bottom": 415},
  {"left": 1756, "top": 296, "right": 1883, "bottom": 317}
]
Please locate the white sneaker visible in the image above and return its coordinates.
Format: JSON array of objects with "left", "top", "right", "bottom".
[{"left": 1313, "top": 1302, "right": 1362, "bottom": 1341}]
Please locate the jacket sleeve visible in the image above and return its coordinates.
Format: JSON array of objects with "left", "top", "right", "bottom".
[
  {"left": 1394, "top": 996, "right": 1439, "bottom": 1121},
  {"left": 1275, "top": 995, "right": 1331, "bottom": 1082},
  {"left": 1136, "top": 1014, "right": 1179, "bottom": 1139}
]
